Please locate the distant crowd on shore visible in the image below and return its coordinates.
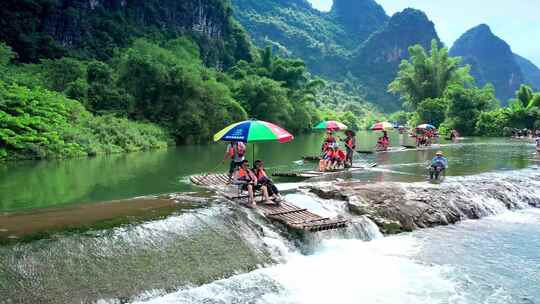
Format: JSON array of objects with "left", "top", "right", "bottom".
[{"left": 511, "top": 128, "right": 540, "bottom": 139}]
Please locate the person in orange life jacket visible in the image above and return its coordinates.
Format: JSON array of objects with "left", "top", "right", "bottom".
[
  {"left": 253, "top": 160, "right": 282, "bottom": 203},
  {"left": 335, "top": 148, "right": 346, "bottom": 169},
  {"left": 233, "top": 160, "right": 270, "bottom": 208},
  {"left": 325, "top": 131, "right": 336, "bottom": 144},
  {"left": 321, "top": 142, "right": 330, "bottom": 158},
  {"left": 343, "top": 130, "right": 356, "bottom": 168},
  {"left": 377, "top": 131, "right": 390, "bottom": 150},
  {"left": 224, "top": 141, "right": 246, "bottom": 178},
  {"left": 320, "top": 131, "right": 336, "bottom": 156},
  {"left": 326, "top": 145, "right": 341, "bottom": 170},
  {"left": 319, "top": 143, "right": 335, "bottom": 171}
]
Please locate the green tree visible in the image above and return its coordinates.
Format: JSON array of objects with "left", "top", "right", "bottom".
[
  {"left": 234, "top": 76, "right": 291, "bottom": 124},
  {"left": 86, "top": 61, "right": 133, "bottom": 115},
  {"left": 444, "top": 84, "right": 497, "bottom": 135},
  {"left": 0, "top": 42, "right": 15, "bottom": 67},
  {"left": 388, "top": 40, "right": 473, "bottom": 109},
  {"left": 261, "top": 45, "right": 273, "bottom": 70},
  {"left": 475, "top": 109, "right": 510, "bottom": 136},
  {"left": 117, "top": 38, "right": 247, "bottom": 143},
  {"left": 504, "top": 85, "right": 540, "bottom": 129},
  {"left": 416, "top": 98, "right": 448, "bottom": 127},
  {"left": 40, "top": 58, "right": 86, "bottom": 92}
]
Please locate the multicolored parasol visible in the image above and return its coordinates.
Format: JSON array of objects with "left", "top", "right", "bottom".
[
  {"left": 214, "top": 119, "right": 294, "bottom": 162},
  {"left": 214, "top": 120, "right": 293, "bottom": 143},
  {"left": 313, "top": 121, "right": 348, "bottom": 131},
  {"left": 417, "top": 124, "right": 436, "bottom": 130},
  {"left": 370, "top": 121, "right": 394, "bottom": 131}
]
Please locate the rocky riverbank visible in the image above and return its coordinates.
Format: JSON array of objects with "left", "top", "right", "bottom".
[{"left": 308, "top": 173, "right": 540, "bottom": 234}]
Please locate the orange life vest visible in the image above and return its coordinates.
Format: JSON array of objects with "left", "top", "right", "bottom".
[
  {"left": 238, "top": 167, "right": 256, "bottom": 182},
  {"left": 256, "top": 168, "right": 267, "bottom": 179},
  {"left": 337, "top": 150, "right": 346, "bottom": 160},
  {"left": 326, "top": 150, "right": 336, "bottom": 159},
  {"left": 228, "top": 142, "right": 246, "bottom": 158}
]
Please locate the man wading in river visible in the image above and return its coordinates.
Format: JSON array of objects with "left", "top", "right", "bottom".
[{"left": 224, "top": 141, "right": 246, "bottom": 180}]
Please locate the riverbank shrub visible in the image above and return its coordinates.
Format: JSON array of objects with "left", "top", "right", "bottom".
[{"left": 0, "top": 81, "right": 171, "bottom": 161}]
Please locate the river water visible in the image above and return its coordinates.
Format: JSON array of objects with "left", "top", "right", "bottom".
[
  {"left": 1, "top": 135, "right": 539, "bottom": 303},
  {"left": 0, "top": 133, "right": 536, "bottom": 212}
]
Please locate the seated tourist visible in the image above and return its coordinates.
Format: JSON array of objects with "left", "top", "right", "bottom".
[
  {"left": 233, "top": 160, "right": 270, "bottom": 207},
  {"left": 335, "top": 148, "right": 347, "bottom": 169},
  {"left": 319, "top": 144, "right": 337, "bottom": 171},
  {"left": 253, "top": 160, "right": 282, "bottom": 203}
]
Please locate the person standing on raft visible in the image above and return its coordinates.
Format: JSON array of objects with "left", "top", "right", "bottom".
[
  {"left": 224, "top": 141, "right": 246, "bottom": 179},
  {"left": 344, "top": 130, "right": 356, "bottom": 168}
]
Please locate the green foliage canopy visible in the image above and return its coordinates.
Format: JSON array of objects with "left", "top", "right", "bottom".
[{"left": 389, "top": 40, "right": 473, "bottom": 110}]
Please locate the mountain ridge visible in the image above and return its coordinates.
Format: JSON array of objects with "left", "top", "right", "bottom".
[
  {"left": 514, "top": 53, "right": 540, "bottom": 90},
  {"left": 450, "top": 24, "right": 526, "bottom": 103}
]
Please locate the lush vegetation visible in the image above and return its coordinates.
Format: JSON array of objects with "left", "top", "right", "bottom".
[
  {"left": 1, "top": 31, "right": 353, "bottom": 161},
  {"left": 4, "top": 0, "right": 540, "bottom": 163},
  {"left": 389, "top": 40, "right": 540, "bottom": 136},
  {"left": 0, "top": 43, "right": 171, "bottom": 161}
]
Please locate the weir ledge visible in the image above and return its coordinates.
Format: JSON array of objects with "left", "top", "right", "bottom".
[{"left": 307, "top": 178, "right": 540, "bottom": 234}]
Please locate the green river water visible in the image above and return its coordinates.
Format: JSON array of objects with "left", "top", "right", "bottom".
[{"left": 0, "top": 133, "right": 536, "bottom": 213}]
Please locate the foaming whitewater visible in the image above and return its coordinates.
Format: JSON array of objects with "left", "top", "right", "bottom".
[{"left": 133, "top": 236, "right": 460, "bottom": 304}]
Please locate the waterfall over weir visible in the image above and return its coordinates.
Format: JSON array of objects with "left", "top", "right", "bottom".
[
  {"left": 1, "top": 169, "right": 540, "bottom": 303},
  {"left": 132, "top": 170, "right": 540, "bottom": 304}
]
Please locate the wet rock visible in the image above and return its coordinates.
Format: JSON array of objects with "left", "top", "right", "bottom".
[{"left": 308, "top": 176, "right": 540, "bottom": 234}]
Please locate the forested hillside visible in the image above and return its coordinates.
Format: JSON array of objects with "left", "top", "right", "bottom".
[
  {"left": 351, "top": 8, "right": 439, "bottom": 110},
  {"left": 0, "top": 0, "right": 381, "bottom": 161},
  {"left": 232, "top": 0, "right": 439, "bottom": 111},
  {"left": 0, "top": 0, "right": 252, "bottom": 67}
]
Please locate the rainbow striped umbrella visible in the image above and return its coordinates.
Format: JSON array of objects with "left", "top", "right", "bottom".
[
  {"left": 370, "top": 121, "right": 394, "bottom": 131},
  {"left": 313, "top": 121, "right": 348, "bottom": 131},
  {"left": 214, "top": 119, "right": 293, "bottom": 143},
  {"left": 214, "top": 119, "right": 293, "bottom": 163}
]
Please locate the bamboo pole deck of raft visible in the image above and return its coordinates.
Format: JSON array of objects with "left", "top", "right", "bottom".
[{"left": 189, "top": 173, "right": 349, "bottom": 232}]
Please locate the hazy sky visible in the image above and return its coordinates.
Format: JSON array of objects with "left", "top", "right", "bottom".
[{"left": 307, "top": 0, "right": 540, "bottom": 66}]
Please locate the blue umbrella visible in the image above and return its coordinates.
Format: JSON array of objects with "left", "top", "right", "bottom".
[{"left": 417, "top": 124, "right": 436, "bottom": 130}]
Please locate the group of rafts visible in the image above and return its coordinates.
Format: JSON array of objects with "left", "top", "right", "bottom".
[{"left": 190, "top": 119, "right": 444, "bottom": 233}]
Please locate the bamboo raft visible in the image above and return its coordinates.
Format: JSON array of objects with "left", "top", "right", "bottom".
[
  {"left": 189, "top": 173, "right": 349, "bottom": 232},
  {"left": 190, "top": 173, "right": 230, "bottom": 187},
  {"left": 258, "top": 201, "right": 348, "bottom": 232},
  {"left": 272, "top": 163, "right": 377, "bottom": 178},
  {"left": 356, "top": 146, "right": 407, "bottom": 154}
]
